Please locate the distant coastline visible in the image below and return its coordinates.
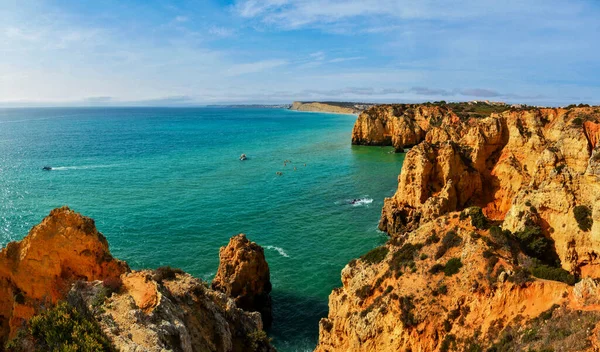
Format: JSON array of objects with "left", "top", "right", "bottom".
[{"left": 289, "top": 101, "right": 375, "bottom": 115}]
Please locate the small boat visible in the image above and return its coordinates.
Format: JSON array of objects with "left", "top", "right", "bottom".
[
  {"left": 240, "top": 154, "right": 247, "bottom": 161},
  {"left": 42, "top": 166, "right": 52, "bottom": 171}
]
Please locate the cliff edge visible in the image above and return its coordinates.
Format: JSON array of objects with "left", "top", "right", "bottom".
[{"left": 316, "top": 104, "right": 600, "bottom": 351}]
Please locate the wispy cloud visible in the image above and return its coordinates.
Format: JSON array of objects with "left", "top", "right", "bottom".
[
  {"left": 328, "top": 56, "right": 364, "bottom": 63},
  {"left": 209, "top": 26, "right": 236, "bottom": 38},
  {"left": 225, "top": 59, "right": 288, "bottom": 76}
]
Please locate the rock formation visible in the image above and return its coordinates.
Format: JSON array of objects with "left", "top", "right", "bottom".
[
  {"left": 66, "top": 270, "right": 275, "bottom": 352},
  {"left": 316, "top": 104, "right": 600, "bottom": 351},
  {"left": 212, "top": 234, "right": 272, "bottom": 327},
  {"left": 0, "top": 208, "right": 275, "bottom": 351},
  {"left": 0, "top": 206, "right": 129, "bottom": 341}
]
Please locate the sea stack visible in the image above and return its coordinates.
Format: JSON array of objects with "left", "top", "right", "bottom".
[{"left": 212, "top": 234, "right": 273, "bottom": 327}]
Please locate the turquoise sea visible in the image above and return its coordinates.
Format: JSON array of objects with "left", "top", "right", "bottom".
[{"left": 0, "top": 107, "right": 403, "bottom": 351}]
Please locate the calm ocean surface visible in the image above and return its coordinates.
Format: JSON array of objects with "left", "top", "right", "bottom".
[{"left": 0, "top": 107, "right": 404, "bottom": 351}]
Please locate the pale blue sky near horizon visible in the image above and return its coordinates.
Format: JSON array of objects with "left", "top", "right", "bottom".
[{"left": 1, "top": 0, "right": 599, "bottom": 107}]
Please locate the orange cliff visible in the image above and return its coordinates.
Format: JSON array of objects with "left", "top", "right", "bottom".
[
  {"left": 0, "top": 206, "right": 128, "bottom": 340},
  {"left": 212, "top": 234, "right": 273, "bottom": 327},
  {"left": 0, "top": 207, "right": 276, "bottom": 352},
  {"left": 316, "top": 104, "right": 600, "bottom": 351}
]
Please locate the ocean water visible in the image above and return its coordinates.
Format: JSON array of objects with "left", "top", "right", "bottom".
[{"left": 0, "top": 107, "right": 404, "bottom": 351}]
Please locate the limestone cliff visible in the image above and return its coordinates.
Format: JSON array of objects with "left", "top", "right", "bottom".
[
  {"left": 316, "top": 104, "right": 600, "bottom": 351},
  {"left": 316, "top": 211, "right": 600, "bottom": 351},
  {"left": 378, "top": 106, "right": 600, "bottom": 273},
  {"left": 0, "top": 206, "right": 129, "bottom": 341},
  {"left": 290, "top": 101, "right": 372, "bottom": 115},
  {"left": 212, "top": 234, "right": 272, "bottom": 327},
  {"left": 1, "top": 208, "right": 275, "bottom": 352}
]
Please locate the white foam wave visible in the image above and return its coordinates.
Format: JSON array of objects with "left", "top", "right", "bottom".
[
  {"left": 350, "top": 198, "right": 373, "bottom": 207},
  {"left": 265, "top": 245, "right": 290, "bottom": 258},
  {"left": 49, "top": 164, "right": 121, "bottom": 171}
]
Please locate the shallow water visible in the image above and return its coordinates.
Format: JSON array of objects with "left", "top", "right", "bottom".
[{"left": 0, "top": 107, "right": 404, "bottom": 351}]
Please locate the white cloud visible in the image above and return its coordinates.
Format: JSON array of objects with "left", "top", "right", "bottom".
[
  {"left": 174, "top": 16, "right": 189, "bottom": 22},
  {"left": 328, "top": 56, "right": 363, "bottom": 63}
]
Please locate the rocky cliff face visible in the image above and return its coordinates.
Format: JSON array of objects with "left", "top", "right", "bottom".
[
  {"left": 317, "top": 104, "right": 600, "bottom": 351},
  {"left": 1, "top": 208, "right": 275, "bottom": 352},
  {"left": 0, "top": 206, "right": 129, "bottom": 341},
  {"left": 378, "top": 106, "right": 600, "bottom": 272},
  {"left": 68, "top": 270, "right": 274, "bottom": 352},
  {"left": 212, "top": 234, "right": 272, "bottom": 327}
]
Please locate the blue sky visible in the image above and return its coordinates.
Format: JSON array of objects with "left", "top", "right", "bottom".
[{"left": 1, "top": 0, "right": 599, "bottom": 106}]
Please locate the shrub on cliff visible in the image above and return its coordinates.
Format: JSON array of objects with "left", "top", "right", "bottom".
[
  {"left": 399, "top": 295, "right": 417, "bottom": 328},
  {"left": 443, "top": 258, "right": 463, "bottom": 276},
  {"left": 507, "top": 267, "right": 531, "bottom": 286},
  {"left": 531, "top": 264, "right": 576, "bottom": 285},
  {"left": 573, "top": 205, "right": 593, "bottom": 232},
  {"left": 390, "top": 243, "right": 423, "bottom": 277},
  {"left": 361, "top": 246, "right": 389, "bottom": 264},
  {"left": 468, "top": 207, "right": 489, "bottom": 230},
  {"left": 513, "top": 226, "right": 559, "bottom": 266},
  {"left": 435, "top": 231, "right": 462, "bottom": 259},
  {"left": 246, "top": 329, "right": 272, "bottom": 352},
  {"left": 6, "top": 302, "right": 115, "bottom": 351}
]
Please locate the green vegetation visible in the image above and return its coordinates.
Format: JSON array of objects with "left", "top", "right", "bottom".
[
  {"left": 355, "top": 285, "right": 373, "bottom": 300},
  {"left": 443, "top": 258, "right": 463, "bottom": 276},
  {"left": 486, "top": 305, "right": 600, "bottom": 351},
  {"left": 361, "top": 246, "right": 389, "bottom": 264},
  {"left": 247, "top": 330, "right": 272, "bottom": 352},
  {"left": 468, "top": 207, "right": 489, "bottom": 230},
  {"left": 399, "top": 295, "right": 417, "bottom": 328},
  {"left": 389, "top": 243, "right": 423, "bottom": 278},
  {"left": 489, "top": 226, "right": 510, "bottom": 247},
  {"left": 435, "top": 230, "right": 462, "bottom": 259},
  {"left": 572, "top": 117, "right": 584, "bottom": 126},
  {"left": 507, "top": 267, "right": 532, "bottom": 286},
  {"left": 429, "top": 263, "right": 445, "bottom": 275},
  {"left": 425, "top": 232, "right": 440, "bottom": 245},
  {"left": 6, "top": 302, "right": 115, "bottom": 351},
  {"left": 512, "top": 226, "right": 559, "bottom": 265},
  {"left": 573, "top": 205, "right": 593, "bottom": 231},
  {"left": 531, "top": 264, "right": 576, "bottom": 285}
]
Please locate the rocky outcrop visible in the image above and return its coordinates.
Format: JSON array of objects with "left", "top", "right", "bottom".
[
  {"left": 290, "top": 101, "right": 372, "bottom": 115},
  {"left": 316, "top": 104, "right": 600, "bottom": 351},
  {"left": 378, "top": 106, "right": 600, "bottom": 273},
  {"left": 0, "top": 206, "right": 129, "bottom": 341},
  {"left": 212, "top": 234, "right": 272, "bottom": 327},
  {"left": 1, "top": 209, "right": 275, "bottom": 351},
  {"left": 351, "top": 104, "right": 462, "bottom": 151},
  {"left": 68, "top": 270, "right": 275, "bottom": 352}
]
